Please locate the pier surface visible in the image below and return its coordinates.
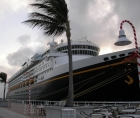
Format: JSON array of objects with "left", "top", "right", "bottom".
[{"left": 0, "top": 102, "right": 45, "bottom": 118}]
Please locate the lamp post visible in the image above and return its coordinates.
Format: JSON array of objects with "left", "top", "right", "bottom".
[{"left": 114, "top": 20, "right": 140, "bottom": 86}]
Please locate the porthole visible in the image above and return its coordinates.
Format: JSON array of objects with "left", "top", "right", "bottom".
[
  {"left": 119, "top": 54, "right": 125, "bottom": 57},
  {"left": 111, "top": 55, "right": 117, "bottom": 59},
  {"left": 128, "top": 52, "right": 133, "bottom": 55},
  {"left": 104, "top": 57, "right": 109, "bottom": 61}
]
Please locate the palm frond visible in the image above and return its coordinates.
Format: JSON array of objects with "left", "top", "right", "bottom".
[
  {"left": 0, "top": 72, "right": 7, "bottom": 83},
  {"left": 23, "top": 0, "right": 69, "bottom": 36},
  {"left": 30, "top": 1, "right": 68, "bottom": 21},
  {"left": 28, "top": 12, "right": 56, "bottom": 22},
  {"left": 23, "top": 19, "right": 55, "bottom": 28},
  {"left": 44, "top": 25, "right": 65, "bottom": 36},
  {"left": 0, "top": 80, "right": 4, "bottom": 83}
]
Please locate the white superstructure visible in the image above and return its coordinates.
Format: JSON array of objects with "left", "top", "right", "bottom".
[{"left": 8, "top": 38, "right": 100, "bottom": 92}]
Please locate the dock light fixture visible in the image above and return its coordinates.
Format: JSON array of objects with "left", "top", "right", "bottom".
[
  {"left": 114, "top": 29, "right": 131, "bottom": 46},
  {"left": 114, "top": 20, "right": 140, "bottom": 87}
]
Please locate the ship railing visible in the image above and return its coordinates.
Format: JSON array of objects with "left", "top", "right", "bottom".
[
  {"left": 10, "top": 99, "right": 66, "bottom": 106},
  {"left": 9, "top": 99, "right": 140, "bottom": 107},
  {"left": 73, "top": 101, "right": 140, "bottom": 107}
]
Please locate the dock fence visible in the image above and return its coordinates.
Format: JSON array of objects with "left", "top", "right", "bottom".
[{"left": 9, "top": 99, "right": 140, "bottom": 107}]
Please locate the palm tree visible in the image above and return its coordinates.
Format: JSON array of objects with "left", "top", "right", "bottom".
[
  {"left": 23, "top": 0, "right": 73, "bottom": 106},
  {"left": 0, "top": 72, "right": 7, "bottom": 101}
]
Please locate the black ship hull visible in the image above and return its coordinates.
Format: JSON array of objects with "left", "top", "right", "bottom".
[{"left": 9, "top": 55, "right": 140, "bottom": 101}]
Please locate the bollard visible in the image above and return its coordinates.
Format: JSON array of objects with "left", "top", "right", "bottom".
[
  {"left": 106, "top": 111, "right": 108, "bottom": 118},
  {"left": 62, "top": 109, "right": 76, "bottom": 118}
]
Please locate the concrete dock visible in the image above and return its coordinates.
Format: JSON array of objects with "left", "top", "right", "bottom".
[{"left": 0, "top": 102, "right": 45, "bottom": 118}]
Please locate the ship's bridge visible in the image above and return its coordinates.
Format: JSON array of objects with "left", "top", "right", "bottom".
[{"left": 55, "top": 39, "right": 100, "bottom": 56}]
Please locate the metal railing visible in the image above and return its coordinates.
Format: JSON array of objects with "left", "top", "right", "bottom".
[{"left": 10, "top": 99, "right": 140, "bottom": 107}]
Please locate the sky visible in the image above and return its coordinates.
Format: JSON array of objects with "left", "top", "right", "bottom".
[{"left": 0, "top": 0, "right": 140, "bottom": 98}]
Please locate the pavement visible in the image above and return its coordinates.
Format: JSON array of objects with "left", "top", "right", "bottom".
[
  {"left": 0, "top": 107, "right": 29, "bottom": 118},
  {"left": 0, "top": 102, "right": 46, "bottom": 118}
]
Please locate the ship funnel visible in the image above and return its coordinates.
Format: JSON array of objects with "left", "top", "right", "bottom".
[{"left": 114, "top": 29, "right": 132, "bottom": 46}]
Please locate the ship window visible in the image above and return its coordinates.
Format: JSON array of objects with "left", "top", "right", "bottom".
[
  {"left": 95, "top": 47, "right": 98, "bottom": 51},
  {"left": 80, "top": 45, "right": 82, "bottom": 48},
  {"left": 75, "top": 45, "right": 77, "bottom": 48},
  {"left": 75, "top": 50, "right": 77, "bottom": 54},
  {"left": 96, "top": 48, "right": 98, "bottom": 51},
  {"left": 85, "top": 50, "right": 87, "bottom": 54},
  {"left": 66, "top": 46, "right": 68, "bottom": 49},
  {"left": 72, "top": 45, "right": 74, "bottom": 49},
  {"left": 91, "top": 46, "right": 92, "bottom": 49},
  {"left": 77, "top": 50, "right": 79, "bottom": 54},
  {"left": 119, "top": 54, "right": 125, "bottom": 57},
  {"left": 77, "top": 45, "right": 79, "bottom": 48},
  {"left": 83, "top": 45, "right": 85, "bottom": 49},
  {"left": 88, "top": 51, "right": 90, "bottom": 55},
  {"left": 80, "top": 50, "right": 82, "bottom": 54},
  {"left": 83, "top": 50, "right": 85, "bottom": 54},
  {"left": 91, "top": 46, "right": 93, "bottom": 50},
  {"left": 104, "top": 57, "right": 109, "bottom": 61},
  {"left": 73, "top": 50, "right": 75, "bottom": 54},
  {"left": 96, "top": 47, "right": 98, "bottom": 51},
  {"left": 111, "top": 55, "right": 117, "bottom": 59},
  {"left": 128, "top": 52, "right": 133, "bottom": 55}
]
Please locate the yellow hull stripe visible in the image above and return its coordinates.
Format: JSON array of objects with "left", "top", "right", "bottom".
[{"left": 11, "top": 61, "right": 125, "bottom": 91}]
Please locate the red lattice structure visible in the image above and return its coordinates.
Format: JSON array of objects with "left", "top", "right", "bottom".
[
  {"left": 23, "top": 72, "right": 31, "bottom": 115},
  {"left": 122, "top": 51, "right": 137, "bottom": 63}
]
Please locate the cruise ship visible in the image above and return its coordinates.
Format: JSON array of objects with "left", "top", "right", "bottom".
[{"left": 7, "top": 38, "right": 140, "bottom": 101}]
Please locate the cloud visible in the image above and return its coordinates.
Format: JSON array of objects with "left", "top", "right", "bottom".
[
  {"left": 0, "top": 65, "right": 19, "bottom": 79},
  {"left": 65, "top": 0, "right": 140, "bottom": 55},
  {"left": 7, "top": 47, "right": 34, "bottom": 67},
  {"left": 6, "top": 39, "right": 47, "bottom": 68},
  {"left": 17, "top": 34, "right": 31, "bottom": 46},
  {"left": 3, "top": 0, "right": 140, "bottom": 79}
]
